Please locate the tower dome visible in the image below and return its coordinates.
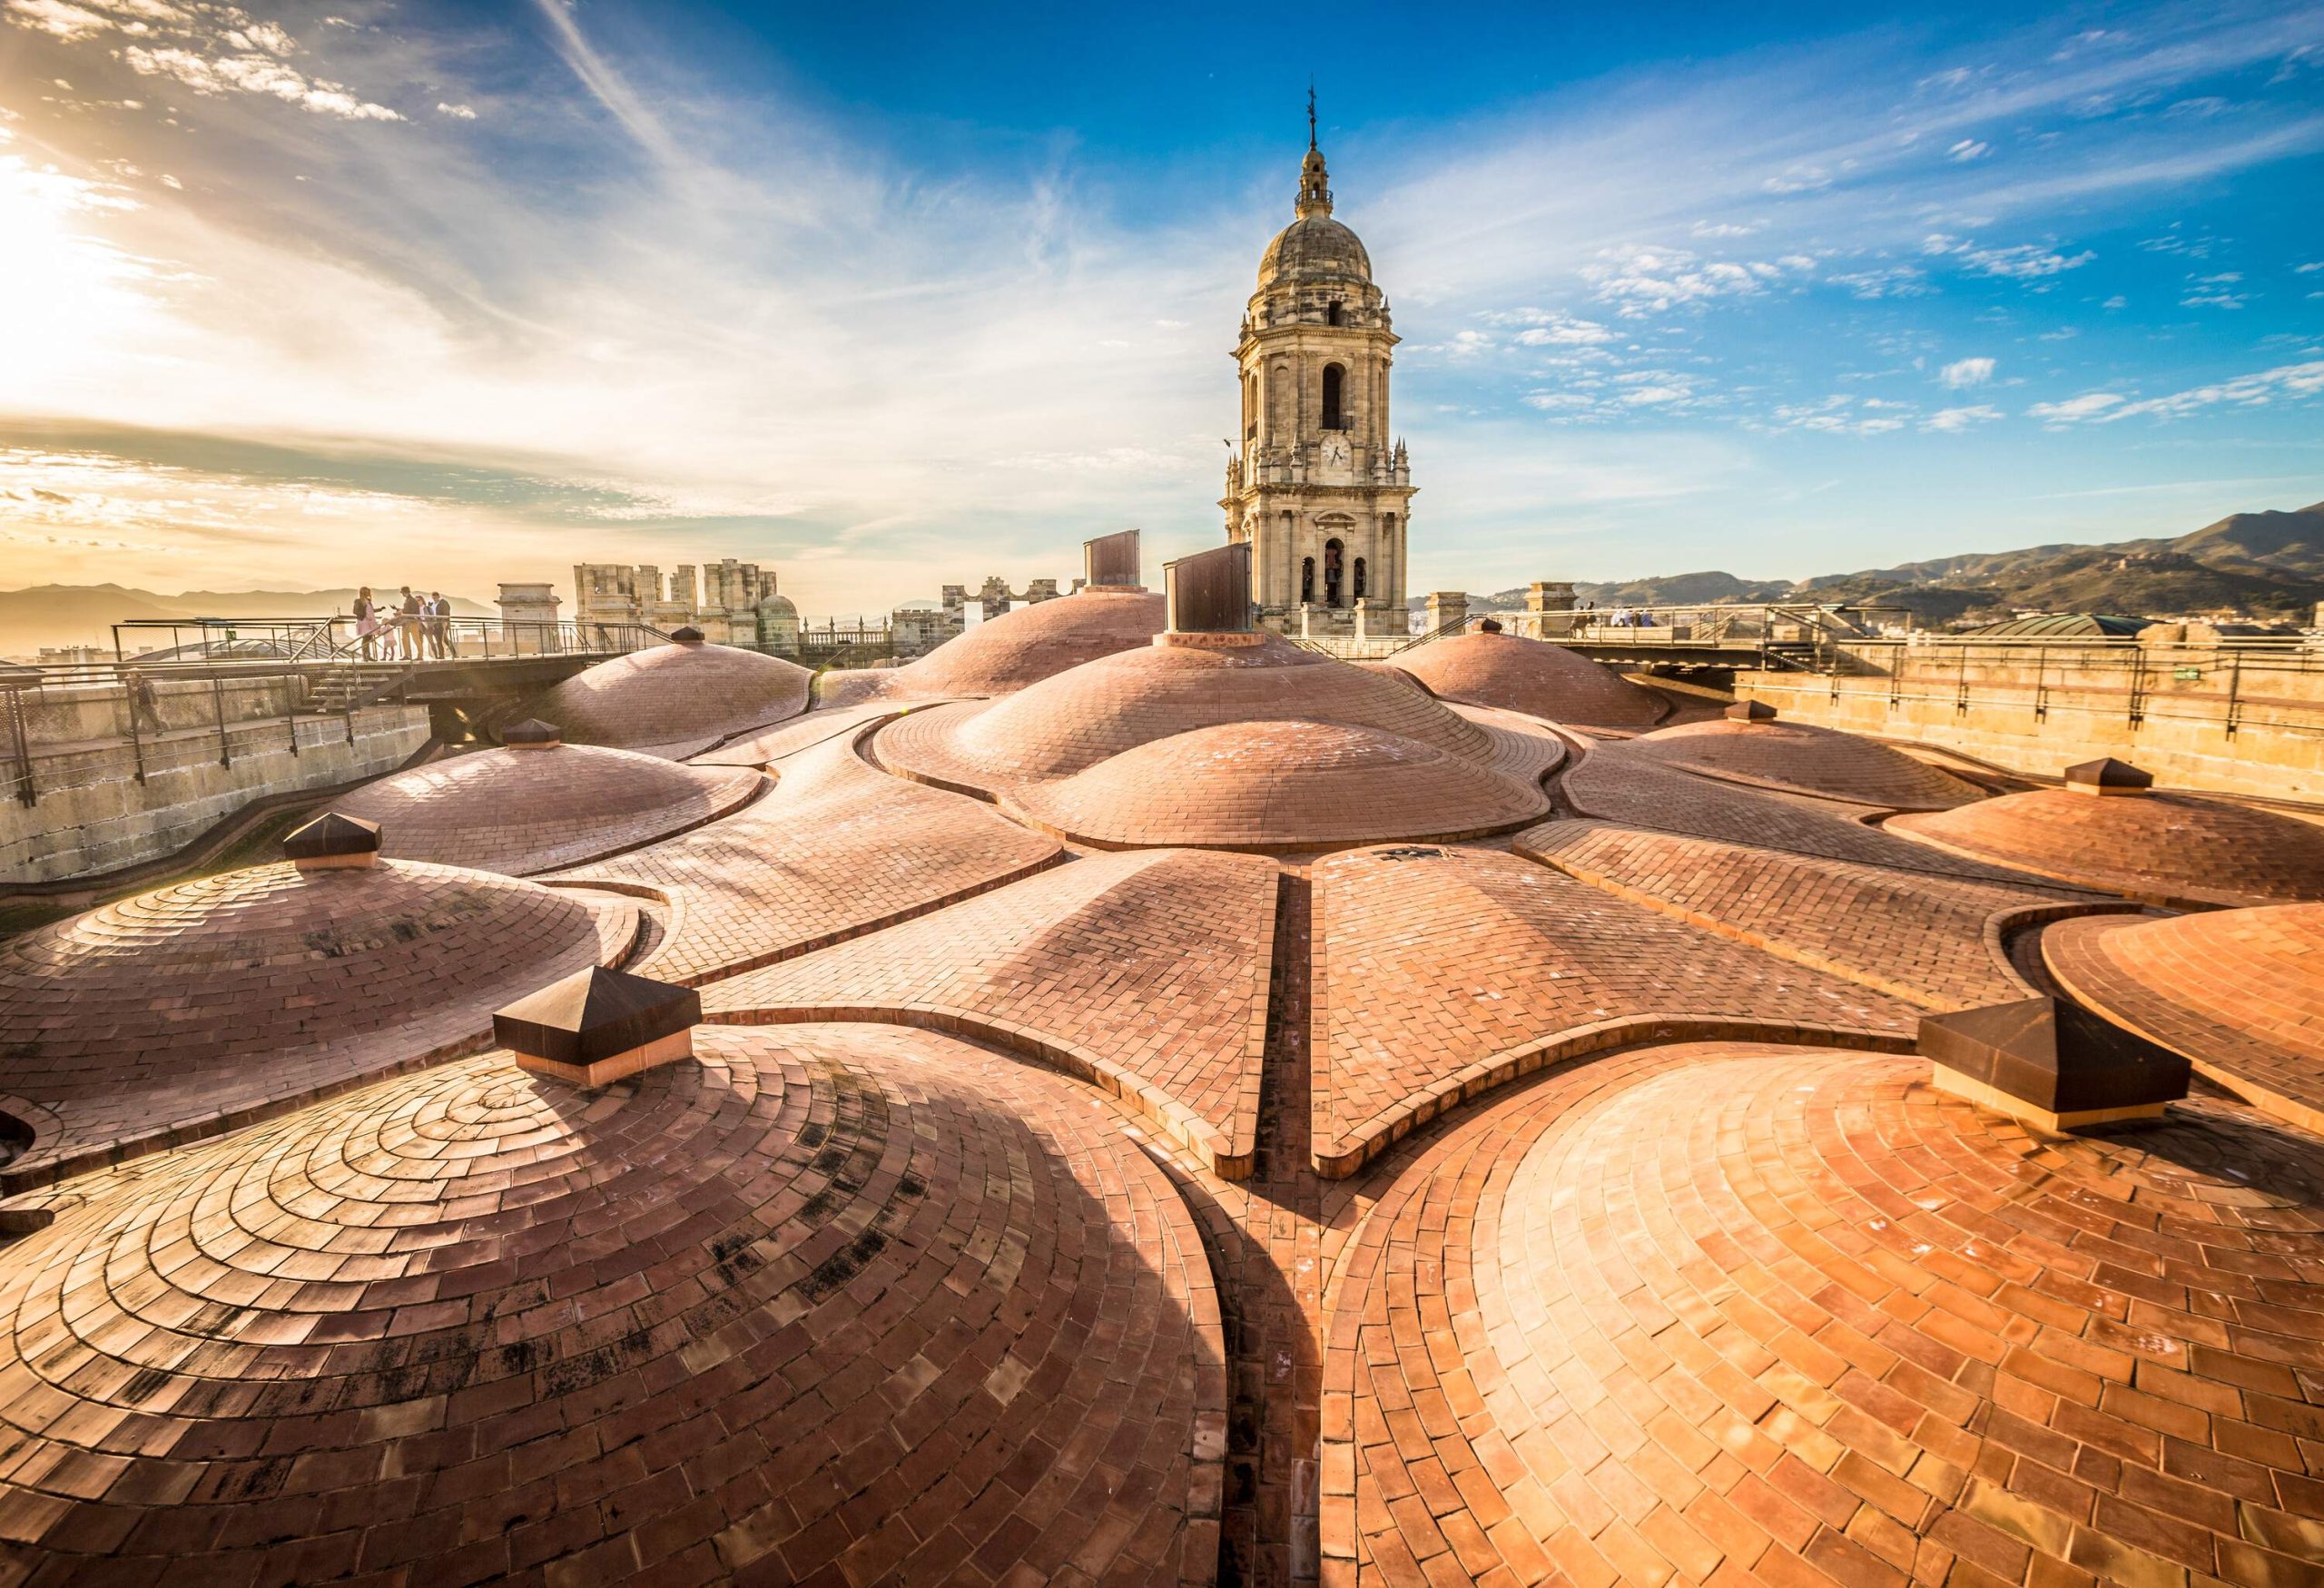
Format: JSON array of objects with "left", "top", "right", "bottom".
[{"left": 1256, "top": 123, "right": 1373, "bottom": 288}]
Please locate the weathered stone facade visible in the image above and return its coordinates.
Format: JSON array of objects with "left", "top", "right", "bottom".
[{"left": 1221, "top": 131, "right": 1413, "bottom": 637}]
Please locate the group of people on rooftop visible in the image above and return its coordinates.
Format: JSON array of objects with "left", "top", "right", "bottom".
[{"left": 351, "top": 586, "right": 459, "bottom": 660}]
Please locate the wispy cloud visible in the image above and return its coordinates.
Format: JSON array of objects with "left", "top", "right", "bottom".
[
  {"left": 1, "top": 0, "right": 2319, "bottom": 603},
  {"left": 2029, "top": 361, "right": 2324, "bottom": 423},
  {"left": 1940, "top": 357, "right": 1996, "bottom": 388}
]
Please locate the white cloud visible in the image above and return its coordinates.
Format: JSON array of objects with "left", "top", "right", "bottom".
[
  {"left": 2027, "top": 392, "right": 2126, "bottom": 421},
  {"left": 1940, "top": 357, "right": 1996, "bottom": 389},
  {"left": 1761, "top": 165, "right": 1833, "bottom": 194},
  {"left": 436, "top": 102, "right": 476, "bottom": 120},
  {"left": 1947, "top": 139, "right": 1991, "bottom": 162},
  {"left": 1580, "top": 245, "right": 1809, "bottom": 317},
  {"left": 122, "top": 45, "right": 402, "bottom": 119},
  {"left": 1924, "top": 233, "right": 2094, "bottom": 280},
  {"left": 5, "top": 0, "right": 116, "bottom": 40},
  {"left": 2100, "top": 360, "right": 2324, "bottom": 421},
  {"left": 1924, "top": 404, "right": 2001, "bottom": 432},
  {"left": 6, "top": 0, "right": 2324, "bottom": 602}
]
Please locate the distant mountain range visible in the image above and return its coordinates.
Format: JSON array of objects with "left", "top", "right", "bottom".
[
  {"left": 0, "top": 586, "right": 495, "bottom": 658},
  {"left": 1453, "top": 501, "right": 2324, "bottom": 627}
]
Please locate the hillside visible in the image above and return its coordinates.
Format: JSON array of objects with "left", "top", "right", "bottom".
[
  {"left": 1447, "top": 500, "right": 2324, "bottom": 626},
  {"left": 0, "top": 586, "right": 494, "bottom": 658}
]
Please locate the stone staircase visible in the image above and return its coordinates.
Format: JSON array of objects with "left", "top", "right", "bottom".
[{"left": 302, "top": 663, "right": 412, "bottom": 715}]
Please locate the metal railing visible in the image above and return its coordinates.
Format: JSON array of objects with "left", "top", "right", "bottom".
[
  {"left": 3, "top": 618, "right": 674, "bottom": 810},
  {"left": 109, "top": 616, "right": 672, "bottom": 665}
]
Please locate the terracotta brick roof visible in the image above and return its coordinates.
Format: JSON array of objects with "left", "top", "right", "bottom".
[
  {"left": 1890, "top": 787, "right": 2324, "bottom": 907},
  {"left": 336, "top": 745, "right": 761, "bottom": 874},
  {"left": 5, "top": 599, "right": 2321, "bottom": 1584},
  {"left": 0, "top": 1024, "right": 1225, "bottom": 1583},
  {"left": 1630, "top": 716, "right": 1985, "bottom": 809},
  {"left": 891, "top": 632, "right": 1492, "bottom": 788},
  {"left": 821, "top": 588, "right": 1167, "bottom": 705},
  {"left": 1561, "top": 741, "right": 2073, "bottom": 887},
  {"left": 1009, "top": 720, "right": 1550, "bottom": 851},
  {"left": 1324, "top": 1041, "right": 2324, "bottom": 1588},
  {"left": 559, "top": 725, "right": 1060, "bottom": 985},
  {"left": 1310, "top": 845, "right": 1916, "bottom": 1176},
  {"left": 532, "top": 640, "right": 811, "bottom": 755},
  {"left": 1519, "top": 817, "right": 2124, "bottom": 1010},
  {"left": 702, "top": 849, "right": 1275, "bottom": 1176},
  {"left": 2045, "top": 903, "right": 2324, "bottom": 1131},
  {"left": 1386, "top": 629, "right": 1668, "bottom": 728},
  {"left": 0, "top": 862, "right": 635, "bottom": 1191}
]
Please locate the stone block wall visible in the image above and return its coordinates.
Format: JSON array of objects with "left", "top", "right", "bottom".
[
  {"left": 2, "top": 680, "right": 430, "bottom": 882},
  {"left": 1736, "top": 640, "right": 2324, "bottom": 803}
]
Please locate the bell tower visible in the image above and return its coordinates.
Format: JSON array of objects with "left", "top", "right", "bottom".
[{"left": 1220, "top": 96, "right": 1414, "bottom": 637}]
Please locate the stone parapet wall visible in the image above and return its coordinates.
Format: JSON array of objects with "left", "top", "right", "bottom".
[
  {"left": 1736, "top": 639, "right": 2324, "bottom": 802},
  {"left": 15, "top": 672, "right": 305, "bottom": 746},
  {"left": 1, "top": 704, "right": 430, "bottom": 883}
]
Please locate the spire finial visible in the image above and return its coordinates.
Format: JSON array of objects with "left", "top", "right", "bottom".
[{"left": 1307, "top": 80, "right": 1317, "bottom": 152}]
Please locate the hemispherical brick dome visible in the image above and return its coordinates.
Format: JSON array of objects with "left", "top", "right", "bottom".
[
  {"left": 0, "top": 1023, "right": 1223, "bottom": 1582},
  {"left": 534, "top": 640, "right": 811, "bottom": 756},
  {"left": 1389, "top": 629, "right": 1666, "bottom": 728},
  {"left": 2046, "top": 902, "right": 2324, "bottom": 1131},
  {"left": 1009, "top": 720, "right": 1549, "bottom": 851},
  {"left": 0, "top": 861, "right": 635, "bottom": 1190},
  {"left": 1890, "top": 787, "right": 2324, "bottom": 907},
  {"left": 881, "top": 633, "right": 1493, "bottom": 793},
  {"left": 821, "top": 589, "right": 1166, "bottom": 705},
  {"left": 337, "top": 745, "right": 761, "bottom": 874},
  {"left": 1328, "top": 1041, "right": 2324, "bottom": 1585},
  {"left": 1631, "top": 716, "right": 1984, "bottom": 809}
]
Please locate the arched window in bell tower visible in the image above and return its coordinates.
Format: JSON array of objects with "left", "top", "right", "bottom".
[
  {"left": 1245, "top": 372, "right": 1257, "bottom": 439},
  {"left": 1322, "top": 364, "right": 1345, "bottom": 430},
  {"left": 1301, "top": 557, "right": 1315, "bottom": 606},
  {"left": 1353, "top": 557, "right": 1367, "bottom": 600}
]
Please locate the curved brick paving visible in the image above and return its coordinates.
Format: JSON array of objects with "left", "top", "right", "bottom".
[
  {"left": 1629, "top": 717, "right": 1985, "bottom": 810},
  {"left": 0, "top": 1024, "right": 1224, "bottom": 1585},
  {"left": 1324, "top": 1043, "right": 2324, "bottom": 1588},
  {"left": 8, "top": 621, "right": 2324, "bottom": 1586},
  {"left": 689, "top": 699, "right": 935, "bottom": 768},
  {"left": 2045, "top": 904, "right": 2324, "bottom": 1134},
  {"left": 1519, "top": 818, "right": 2124, "bottom": 1011},
  {"left": 1387, "top": 630, "right": 1667, "bottom": 729},
  {"left": 1310, "top": 846, "right": 1915, "bottom": 1177},
  {"left": 0, "top": 863, "right": 635, "bottom": 1193},
  {"left": 337, "top": 745, "right": 762, "bottom": 875},
  {"left": 1890, "top": 788, "right": 2324, "bottom": 909},
  {"left": 1009, "top": 721, "right": 1550, "bottom": 852},
  {"left": 817, "top": 589, "right": 1167, "bottom": 706},
  {"left": 888, "top": 634, "right": 1496, "bottom": 789},
  {"left": 1561, "top": 742, "right": 2079, "bottom": 888},
  {"left": 700, "top": 849, "right": 1276, "bottom": 1177},
  {"left": 558, "top": 726, "right": 1062, "bottom": 985},
  {"left": 532, "top": 640, "right": 812, "bottom": 757}
]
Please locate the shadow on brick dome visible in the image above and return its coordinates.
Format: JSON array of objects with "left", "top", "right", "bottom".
[
  {"left": 0, "top": 853, "right": 636, "bottom": 1192},
  {"left": 0, "top": 1023, "right": 1225, "bottom": 1583}
]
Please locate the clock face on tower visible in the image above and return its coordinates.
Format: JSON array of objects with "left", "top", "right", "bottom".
[{"left": 1320, "top": 434, "right": 1353, "bottom": 478}]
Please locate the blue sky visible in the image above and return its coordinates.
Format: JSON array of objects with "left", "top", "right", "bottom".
[{"left": 0, "top": 0, "right": 2319, "bottom": 614}]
